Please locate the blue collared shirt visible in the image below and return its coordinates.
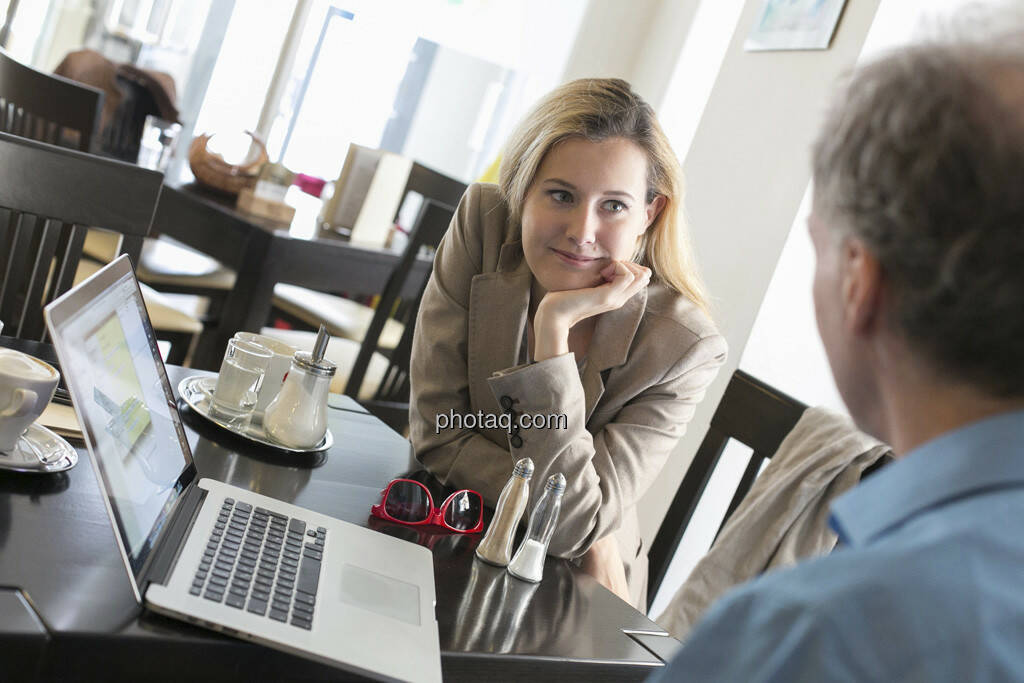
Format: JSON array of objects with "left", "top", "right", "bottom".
[{"left": 651, "top": 409, "right": 1024, "bottom": 682}]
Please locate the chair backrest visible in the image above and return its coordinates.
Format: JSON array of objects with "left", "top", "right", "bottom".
[
  {"left": 646, "top": 370, "right": 807, "bottom": 610},
  {"left": 0, "top": 47, "right": 104, "bottom": 153},
  {"left": 0, "top": 132, "right": 163, "bottom": 340},
  {"left": 345, "top": 199, "right": 456, "bottom": 431},
  {"left": 402, "top": 162, "right": 467, "bottom": 213}
]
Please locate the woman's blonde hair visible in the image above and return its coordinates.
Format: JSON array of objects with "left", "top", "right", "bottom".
[{"left": 498, "top": 78, "right": 709, "bottom": 315}]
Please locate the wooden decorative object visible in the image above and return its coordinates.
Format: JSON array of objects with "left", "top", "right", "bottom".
[
  {"left": 236, "top": 187, "right": 296, "bottom": 224},
  {"left": 187, "top": 132, "right": 269, "bottom": 195}
]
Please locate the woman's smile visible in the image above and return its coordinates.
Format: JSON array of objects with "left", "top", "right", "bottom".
[{"left": 551, "top": 248, "right": 603, "bottom": 268}]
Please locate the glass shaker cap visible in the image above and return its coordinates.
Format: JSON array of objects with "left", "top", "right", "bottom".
[
  {"left": 513, "top": 457, "right": 534, "bottom": 479},
  {"left": 292, "top": 351, "right": 336, "bottom": 376},
  {"left": 545, "top": 473, "right": 566, "bottom": 494}
]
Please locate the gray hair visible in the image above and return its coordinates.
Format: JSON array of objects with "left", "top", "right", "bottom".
[{"left": 812, "top": 42, "right": 1024, "bottom": 397}]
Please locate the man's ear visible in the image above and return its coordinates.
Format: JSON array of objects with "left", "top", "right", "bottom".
[
  {"left": 643, "top": 195, "right": 666, "bottom": 232},
  {"left": 842, "top": 237, "right": 883, "bottom": 335}
]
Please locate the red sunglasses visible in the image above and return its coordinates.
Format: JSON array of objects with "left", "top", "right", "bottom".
[{"left": 371, "top": 478, "right": 484, "bottom": 533}]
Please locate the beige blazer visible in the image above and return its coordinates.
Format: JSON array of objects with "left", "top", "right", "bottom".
[{"left": 409, "top": 183, "right": 727, "bottom": 609}]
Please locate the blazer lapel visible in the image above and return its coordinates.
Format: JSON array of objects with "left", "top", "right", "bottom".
[
  {"left": 582, "top": 286, "right": 647, "bottom": 420},
  {"left": 468, "top": 242, "right": 531, "bottom": 420}
]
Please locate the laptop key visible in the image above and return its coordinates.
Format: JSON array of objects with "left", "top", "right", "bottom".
[
  {"left": 297, "top": 557, "right": 321, "bottom": 596},
  {"left": 288, "top": 519, "right": 306, "bottom": 535},
  {"left": 235, "top": 501, "right": 252, "bottom": 513},
  {"left": 292, "top": 601, "right": 313, "bottom": 615},
  {"left": 291, "top": 616, "right": 312, "bottom": 630},
  {"left": 190, "top": 586, "right": 202, "bottom": 596},
  {"left": 226, "top": 594, "right": 246, "bottom": 609},
  {"left": 294, "top": 592, "right": 314, "bottom": 606},
  {"left": 204, "top": 590, "right": 224, "bottom": 602},
  {"left": 247, "top": 598, "right": 267, "bottom": 616},
  {"left": 269, "top": 609, "right": 288, "bottom": 622}
]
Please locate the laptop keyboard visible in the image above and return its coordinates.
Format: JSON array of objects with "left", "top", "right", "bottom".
[{"left": 190, "top": 498, "right": 326, "bottom": 630}]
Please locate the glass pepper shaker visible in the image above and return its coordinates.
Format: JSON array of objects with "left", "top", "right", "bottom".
[
  {"left": 264, "top": 326, "right": 336, "bottom": 448},
  {"left": 475, "top": 457, "right": 534, "bottom": 566},
  {"left": 507, "top": 473, "right": 566, "bottom": 583}
]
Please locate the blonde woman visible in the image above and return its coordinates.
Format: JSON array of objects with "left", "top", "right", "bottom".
[{"left": 409, "top": 78, "right": 727, "bottom": 609}]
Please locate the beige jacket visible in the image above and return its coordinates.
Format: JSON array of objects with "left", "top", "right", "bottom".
[
  {"left": 409, "top": 183, "right": 727, "bottom": 609},
  {"left": 655, "top": 406, "right": 893, "bottom": 638}
]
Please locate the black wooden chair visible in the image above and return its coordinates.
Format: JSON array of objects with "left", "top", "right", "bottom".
[
  {"left": 646, "top": 370, "right": 808, "bottom": 611},
  {"left": 0, "top": 48, "right": 199, "bottom": 362},
  {"left": 0, "top": 132, "right": 163, "bottom": 340},
  {"left": 261, "top": 200, "right": 455, "bottom": 433},
  {"left": 0, "top": 46, "right": 103, "bottom": 154},
  {"left": 344, "top": 199, "right": 456, "bottom": 430},
  {"left": 270, "top": 161, "right": 467, "bottom": 350}
]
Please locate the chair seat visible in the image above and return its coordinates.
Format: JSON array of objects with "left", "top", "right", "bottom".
[
  {"left": 85, "top": 229, "right": 237, "bottom": 290},
  {"left": 75, "top": 259, "right": 203, "bottom": 334},
  {"left": 137, "top": 235, "right": 237, "bottom": 289},
  {"left": 257, "top": 327, "right": 390, "bottom": 401},
  {"left": 272, "top": 283, "right": 405, "bottom": 350},
  {"left": 82, "top": 228, "right": 121, "bottom": 263}
]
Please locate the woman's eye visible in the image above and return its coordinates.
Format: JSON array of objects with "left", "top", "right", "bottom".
[
  {"left": 603, "top": 200, "right": 627, "bottom": 213},
  {"left": 549, "top": 190, "right": 573, "bottom": 204}
]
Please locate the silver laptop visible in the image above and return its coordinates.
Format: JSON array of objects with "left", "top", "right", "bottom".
[{"left": 44, "top": 256, "right": 441, "bottom": 683}]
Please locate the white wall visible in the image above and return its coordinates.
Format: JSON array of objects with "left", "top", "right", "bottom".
[
  {"left": 560, "top": 0, "right": 702, "bottom": 108},
  {"left": 638, "top": 0, "right": 883, "bottom": 552}
]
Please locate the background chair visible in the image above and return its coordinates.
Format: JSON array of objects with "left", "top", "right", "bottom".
[
  {"left": 646, "top": 370, "right": 807, "bottom": 611},
  {"left": 0, "top": 132, "right": 162, "bottom": 340},
  {"left": 262, "top": 200, "right": 456, "bottom": 432},
  {"left": 0, "top": 46, "right": 102, "bottom": 154},
  {"left": 0, "top": 46, "right": 200, "bottom": 363},
  {"left": 271, "top": 161, "right": 467, "bottom": 350}
]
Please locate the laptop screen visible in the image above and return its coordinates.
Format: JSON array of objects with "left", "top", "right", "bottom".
[{"left": 46, "top": 257, "right": 194, "bottom": 581}]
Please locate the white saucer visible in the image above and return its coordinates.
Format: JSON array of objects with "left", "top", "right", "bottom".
[
  {"left": 0, "top": 422, "right": 78, "bottom": 473},
  {"left": 177, "top": 375, "right": 333, "bottom": 454}
]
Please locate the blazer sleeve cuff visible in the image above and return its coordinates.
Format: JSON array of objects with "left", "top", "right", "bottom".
[{"left": 486, "top": 353, "right": 587, "bottom": 451}]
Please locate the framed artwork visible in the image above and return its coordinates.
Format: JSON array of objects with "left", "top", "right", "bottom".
[{"left": 745, "top": 0, "right": 848, "bottom": 51}]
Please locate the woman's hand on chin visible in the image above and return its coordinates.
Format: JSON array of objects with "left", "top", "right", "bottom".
[{"left": 533, "top": 261, "right": 651, "bottom": 361}]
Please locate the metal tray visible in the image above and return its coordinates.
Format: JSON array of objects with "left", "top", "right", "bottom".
[{"left": 177, "top": 375, "right": 333, "bottom": 454}]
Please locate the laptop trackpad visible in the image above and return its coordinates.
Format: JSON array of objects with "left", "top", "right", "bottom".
[{"left": 339, "top": 564, "right": 421, "bottom": 626}]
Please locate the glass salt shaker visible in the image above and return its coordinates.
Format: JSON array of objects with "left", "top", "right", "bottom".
[
  {"left": 507, "top": 473, "right": 566, "bottom": 583},
  {"left": 263, "top": 326, "right": 336, "bottom": 449},
  {"left": 475, "top": 457, "right": 534, "bottom": 566}
]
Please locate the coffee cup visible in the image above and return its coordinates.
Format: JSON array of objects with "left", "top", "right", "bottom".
[
  {"left": 0, "top": 349, "right": 60, "bottom": 452},
  {"left": 233, "top": 332, "right": 298, "bottom": 414}
]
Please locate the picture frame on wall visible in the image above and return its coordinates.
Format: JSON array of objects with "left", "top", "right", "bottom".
[{"left": 745, "top": 0, "right": 848, "bottom": 51}]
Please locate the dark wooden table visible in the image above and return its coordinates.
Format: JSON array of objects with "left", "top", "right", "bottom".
[
  {"left": 150, "top": 181, "right": 432, "bottom": 370},
  {"left": 0, "top": 338, "right": 675, "bottom": 682}
]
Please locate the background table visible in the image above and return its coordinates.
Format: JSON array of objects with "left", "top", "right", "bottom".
[
  {"left": 151, "top": 182, "right": 431, "bottom": 370},
  {"left": 0, "top": 340, "right": 677, "bottom": 682}
]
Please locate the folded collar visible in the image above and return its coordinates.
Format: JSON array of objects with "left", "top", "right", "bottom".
[{"left": 830, "top": 408, "right": 1024, "bottom": 546}]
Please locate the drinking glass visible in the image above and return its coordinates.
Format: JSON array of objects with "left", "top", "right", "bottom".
[
  {"left": 210, "top": 338, "right": 272, "bottom": 429},
  {"left": 136, "top": 115, "right": 182, "bottom": 172}
]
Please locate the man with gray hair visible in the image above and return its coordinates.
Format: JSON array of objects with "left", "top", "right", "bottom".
[{"left": 651, "top": 39, "right": 1024, "bottom": 682}]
